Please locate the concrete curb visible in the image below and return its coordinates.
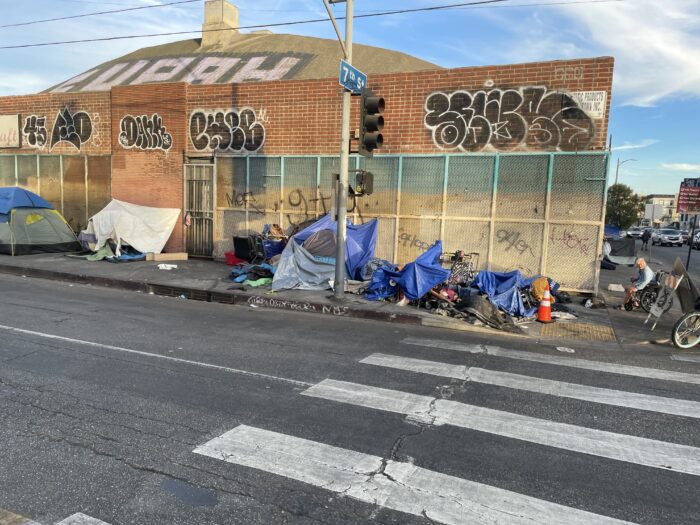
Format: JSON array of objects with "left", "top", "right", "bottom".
[{"left": 0, "top": 262, "right": 512, "bottom": 337}]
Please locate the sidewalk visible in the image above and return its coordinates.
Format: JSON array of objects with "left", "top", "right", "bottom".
[{"left": 0, "top": 253, "right": 667, "bottom": 349}]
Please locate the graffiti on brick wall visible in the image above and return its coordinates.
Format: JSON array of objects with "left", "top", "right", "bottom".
[
  {"left": 22, "top": 116, "right": 48, "bottom": 149},
  {"left": 90, "top": 113, "right": 104, "bottom": 148},
  {"left": 119, "top": 114, "right": 173, "bottom": 151},
  {"left": 424, "top": 86, "right": 595, "bottom": 152},
  {"left": 189, "top": 108, "right": 265, "bottom": 153},
  {"left": 50, "top": 107, "right": 92, "bottom": 150}
]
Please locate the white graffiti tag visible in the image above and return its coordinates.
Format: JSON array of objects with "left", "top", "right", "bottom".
[{"left": 424, "top": 86, "right": 596, "bottom": 152}]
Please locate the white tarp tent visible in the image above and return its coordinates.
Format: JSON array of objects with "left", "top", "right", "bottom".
[{"left": 82, "top": 199, "right": 180, "bottom": 254}]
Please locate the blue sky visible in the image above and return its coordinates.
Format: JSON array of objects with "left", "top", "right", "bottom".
[{"left": 0, "top": 0, "right": 698, "bottom": 195}]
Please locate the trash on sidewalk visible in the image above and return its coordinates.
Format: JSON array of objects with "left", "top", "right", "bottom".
[
  {"left": 607, "top": 283, "right": 625, "bottom": 292},
  {"left": 158, "top": 263, "right": 178, "bottom": 270},
  {"left": 0, "top": 187, "right": 82, "bottom": 255}
]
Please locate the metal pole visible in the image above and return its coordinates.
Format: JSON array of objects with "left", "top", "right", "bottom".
[
  {"left": 687, "top": 215, "right": 696, "bottom": 271},
  {"left": 333, "top": 0, "right": 353, "bottom": 300},
  {"left": 614, "top": 157, "right": 620, "bottom": 185}
]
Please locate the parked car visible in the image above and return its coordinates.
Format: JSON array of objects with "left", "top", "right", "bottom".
[
  {"left": 652, "top": 228, "right": 683, "bottom": 246},
  {"left": 681, "top": 230, "right": 690, "bottom": 244},
  {"left": 693, "top": 231, "right": 700, "bottom": 249},
  {"left": 626, "top": 227, "right": 644, "bottom": 239}
]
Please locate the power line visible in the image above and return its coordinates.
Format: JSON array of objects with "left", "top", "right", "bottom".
[
  {"left": 1, "top": 0, "right": 203, "bottom": 29},
  {"left": 0, "top": 0, "right": 626, "bottom": 50}
]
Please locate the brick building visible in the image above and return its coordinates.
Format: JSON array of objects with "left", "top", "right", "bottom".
[{"left": 0, "top": 0, "right": 614, "bottom": 292}]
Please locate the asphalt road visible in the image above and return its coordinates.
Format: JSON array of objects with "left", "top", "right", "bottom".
[{"left": 0, "top": 273, "right": 699, "bottom": 525}]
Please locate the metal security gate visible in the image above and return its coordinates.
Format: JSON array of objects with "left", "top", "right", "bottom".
[{"left": 184, "top": 163, "right": 214, "bottom": 256}]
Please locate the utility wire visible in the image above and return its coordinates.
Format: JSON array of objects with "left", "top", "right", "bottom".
[
  {"left": 1, "top": 0, "right": 203, "bottom": 29},
  {"left": 0, "top": 0, "right": 625, "bottom": 50}
]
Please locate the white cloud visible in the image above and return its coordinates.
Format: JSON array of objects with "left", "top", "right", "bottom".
[
  {"left": 661, "top": 163, "right": 700, "bottom": 172},
  {"left": 612, "top": 139, "right": 659, "bottom": 151},
  {"left": 555, "top": 0, "right": 700, "bottom": 106}
]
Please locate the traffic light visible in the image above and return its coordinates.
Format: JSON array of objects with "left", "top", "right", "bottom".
[{"left": 359, "top": 88, "right": 385, "bottom": 158}]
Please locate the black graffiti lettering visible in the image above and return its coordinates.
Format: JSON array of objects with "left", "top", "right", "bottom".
[
  {"left": 425, "top": 86, "right": 595, "bottom": 152},
  {"left": 119, "top": 114, "right": 173, "bottom": 151},
  {"left": 189, "top": 108, "right": 266, "bottom": 153},
  {"left": 309, "top": 192, "right": 330, "bottom": 214},
  {"left": 50, "top": 107, "right": 92, "bottom": 150},
  {"left": 495, "top": 229, "right": 536, "bottom": 257},
  {"left": 398, "top": 230, "right": 432, "bottom": 252},
  {"left": 23, "top": 116, "right": 48, "bottom": 149}
]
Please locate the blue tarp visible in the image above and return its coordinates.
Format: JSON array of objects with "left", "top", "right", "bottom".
[
  {"left": 604, "top": 224, "right": 621, "bottom": 238},
  {"left": 473, "top": 270, "right": 538, "bottom": 317},
  {"left": 0, "top": 187, "right": 52, "bottom": 216},
  {"left": 291, "top": 214, "right": 378, "bottom": 280},
  {"left": 365, "top": 241, "right": 451, "bottom": 301}
]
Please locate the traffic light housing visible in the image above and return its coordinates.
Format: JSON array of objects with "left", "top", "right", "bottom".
[{"left": 359, "top": 89, "right": 385, "bottom": 158}]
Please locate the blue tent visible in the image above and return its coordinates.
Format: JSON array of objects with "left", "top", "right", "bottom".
[
  {"left": 0, "top": 187, "right": 52, "bottom": 219},
  {"left": 0, "top": 187, "right": 80, "bottom": 255},
  {"left": 290, "top": 214, "right": 378, "bottom": 279}
]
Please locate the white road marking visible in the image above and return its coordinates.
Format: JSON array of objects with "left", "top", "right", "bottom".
[
  {"left": 0, "top": 324, "right": 311, "bottom": 388},
  {"left": 302, "top": 379, "right": 700, "bottom": 476},
  {"left": 194, "top": 425, "right": 634, "bottom": 525},
  {"left": 361, "top": 353, "right": 700, "bottom": 419},
  {"left": 402, "top": 337, "right": 700, "bottom": 385},
  {"left": 671, "top": 353, "right": 700, "bottom": 363},
  {"left": 55, "top": 514, "right": 110, "bottom": 525}
]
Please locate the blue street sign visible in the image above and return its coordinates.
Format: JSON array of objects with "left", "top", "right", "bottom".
[{"left": 339, "top": 59, "right": 366, "bottom": 94}]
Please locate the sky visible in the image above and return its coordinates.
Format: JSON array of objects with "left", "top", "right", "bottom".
[{"left": 0, "top": 0, "right": 698, "bottom": 196}]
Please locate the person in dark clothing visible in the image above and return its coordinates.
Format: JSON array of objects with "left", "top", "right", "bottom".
[{"left": 641, "top": 229, "right": 651, "bottom": 251}]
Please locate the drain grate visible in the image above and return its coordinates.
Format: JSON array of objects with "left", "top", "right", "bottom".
[{"left": 540, "top": 322, "right": 616, "bottom": 342}]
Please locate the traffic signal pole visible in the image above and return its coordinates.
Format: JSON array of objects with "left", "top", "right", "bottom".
[{"left": 333, "top": 0, "right": 353, "bottom": 300}]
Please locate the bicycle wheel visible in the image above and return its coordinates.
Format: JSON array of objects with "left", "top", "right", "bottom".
[{"left": 672, "top": 311, "right": 700, "bottom": 349}]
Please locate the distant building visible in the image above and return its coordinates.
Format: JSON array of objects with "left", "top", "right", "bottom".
[{"left": 644, "top": 194, "right": 678, "bottom": 227}]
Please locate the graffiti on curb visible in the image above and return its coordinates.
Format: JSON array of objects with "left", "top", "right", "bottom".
[{"left": 247, "top": 295, "right": 349, "bottom": 316}]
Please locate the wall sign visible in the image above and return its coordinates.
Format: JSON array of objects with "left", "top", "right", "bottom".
[
  {"left": 0, "top": 114, "right": 20, "bottom": 148},
  {"left": 569, "top": 91, "right": 607, "bottom": 119}
]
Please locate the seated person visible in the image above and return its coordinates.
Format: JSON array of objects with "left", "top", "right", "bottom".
[{"left": 622, "top": 258, "right": 654, "bottom": 308}]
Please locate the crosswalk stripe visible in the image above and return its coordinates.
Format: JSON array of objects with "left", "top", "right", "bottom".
[
  {"left": 55, "top": 514, "right": 110, "bottom": 525},
  {"left": 302, "top": 379, "right": 700, "bottom": 476},
  {"left": 361, "top": 353, "right": 700, "bottom": 419},
  {"left": 194, "top": 425, "right": 634, "bottom": 524},
  {"left": 402, "top": 337, "right": 700, "bottom": 385}
]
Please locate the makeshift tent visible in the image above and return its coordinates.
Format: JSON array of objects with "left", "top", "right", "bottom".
[
  {"left": 605, "top": 237, "right": 636, "bottom": 266},
  {"left": 0, "top": 187, "right": 81, "bottom": 255},
  {"left": 365, "top": 241, "right": 451, "bottom": 301},
  {"left": 272, "top": 215, "right": 378, "bottom": 291},
  {"left": 80, "top": 200, "right": 180, "bottom": 255},
  {"left": 473, "top": 270, "right": 538, "bottom": 317}
]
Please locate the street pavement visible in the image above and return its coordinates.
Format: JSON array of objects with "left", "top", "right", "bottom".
[{"left": 0, "top": 273, "right": 699, "bottom": 524}]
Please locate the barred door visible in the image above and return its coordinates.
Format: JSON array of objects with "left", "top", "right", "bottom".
[{"left": 184, "top": 164, "right": 214, "bottom": 256}]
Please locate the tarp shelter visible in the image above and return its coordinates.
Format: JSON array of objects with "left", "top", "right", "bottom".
[
  {"left": 272, "top": 215, "right": 378, "bottom": 291},
  {"left": 473, "top": 270, "right": 538, "bottom": 317},
  {"left": 81, "top": 200, "right": 180, "bottom": 255},
  {"left": 0, "top": 187, "right": 81, "bottom": 255},
  {"left": 605, "top": 237, "right": 636, "bottom": 266},
  {"left": 365, "top": 241, "right": 450, "bottom": 301}
]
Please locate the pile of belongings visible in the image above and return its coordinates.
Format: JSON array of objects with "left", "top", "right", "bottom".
[
  {"left": 77, "top": 200, "right": 180, "bottom": 262},
  {"left": 230, "top": 263, "right": 276, "bottom": 287},
  {"left": 272, "top": 214, "right": 378, "bottom": 291},
  {"left": 0, "top": 187, "right": 82, "bottom": 255}
]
